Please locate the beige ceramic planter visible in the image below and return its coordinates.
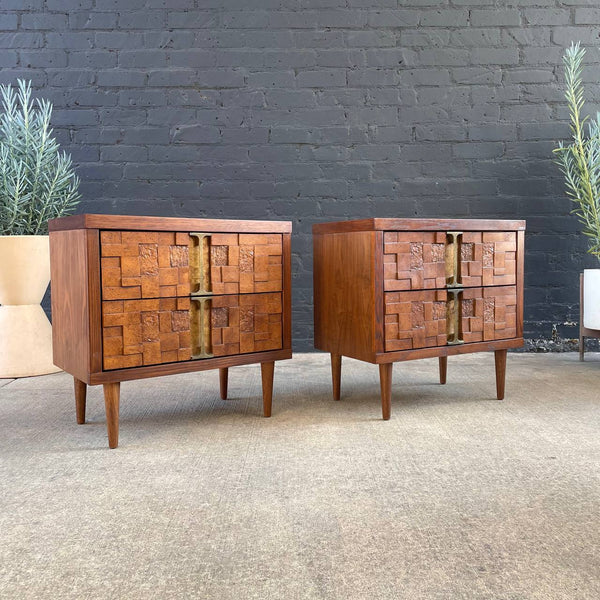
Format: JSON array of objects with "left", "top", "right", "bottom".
[{"left": 0, "top": 235, "right": 61, "bottom": 377}]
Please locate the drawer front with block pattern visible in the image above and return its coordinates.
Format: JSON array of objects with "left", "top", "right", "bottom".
[
  {"left": 100, "top": 230, "right": 283, "bottom": 300},
  {"left": 383, "top": 231, "right": 517, "bottom": 291},
  {"left": 384, "top": 286, "right": 518, "bottom": 352},
  {"left": 101, "top": 292, "right": 283, "bottom": 370}
]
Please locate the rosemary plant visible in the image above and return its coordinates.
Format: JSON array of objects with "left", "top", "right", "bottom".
[
  {"left": 0, "top": 80, "right": 80, "bottom": 236},
  {"left": 554, "top": 42, "right": 600, "bottom": 262}
]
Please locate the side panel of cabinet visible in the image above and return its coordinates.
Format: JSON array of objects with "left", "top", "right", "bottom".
[
  {"left": 314, "top": 231, "right": 379, "bottom": 362},
  {"left": 100, "top": 231, "right": 283, "bottom": 300},
  {"left": 101, "top": 292, "right": 283, "bottom": 370},
  {"left": 384, "top": 286, "right": 517, "bottom": 351}
]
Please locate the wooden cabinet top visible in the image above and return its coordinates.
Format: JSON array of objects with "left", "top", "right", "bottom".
[
  {"left": 312, "top": 218, "right": 526, "bottom": 234},
  {"left": 49, "top": 214, "right": 292, "bottom": 234}
]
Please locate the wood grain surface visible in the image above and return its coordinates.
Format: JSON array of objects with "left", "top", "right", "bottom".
[
  {"left": 383, "top": 230, "right": 516, "bottom": 291},
  {"left": 313, "top": 218, "right": 526, "bottom": 234},
  {"left": 49, "top": 213, "right": 291, "bottom": 233},
  {"left": 100, "top": 231, "right": 283, "bottom": 300},
  {"left": 102, "top": 292, "right": 283, "bottom": 370}
]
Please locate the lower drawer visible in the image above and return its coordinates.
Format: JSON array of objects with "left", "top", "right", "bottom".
[
  {"left": 102, "top": 292, "right": 283, "bottom": 370},
  {"left": 384, "top": 286, "right": 517, "bottom": 352}
]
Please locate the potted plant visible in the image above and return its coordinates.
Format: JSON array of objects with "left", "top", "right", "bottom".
[
  {"left": 0, "top": 80, "right": 80, "bottom": 377},
  {"left": 555, "top": 43, "right": 600, "bottom": 331}
]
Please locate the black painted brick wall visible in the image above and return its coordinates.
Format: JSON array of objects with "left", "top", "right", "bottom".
[{"left": 2, "top": 1, "right": 599, "bottom": 351}]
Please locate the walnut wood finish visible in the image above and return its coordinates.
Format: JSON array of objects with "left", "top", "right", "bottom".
[
  {"left": 385, "top": 289, "right": 447, "bottom": 351},
  {"left": 102, "top": 297, "right": 192, "bottom": 370},
  {"left": 74, "top": 378, "right": 86, "bottom": 424},
  {"left": 379, "top": 363, "right": 392, "bottom": 420},
  {"left": 313, "top": 218, "right": 525, "bottom": 419},
  {"left": 384, "top": 231, "right": 447, "bottom": 291},
  {"left": 331, "top": 353, "right": 342, "bottom": 401},
  {"left": 313, "top": 218, "right": 526, "bottom": 234},
  {"left": 49, "top": 214, "right": 292, "bottom": 448},
  {"left": 209, "top": 293, "right": 283, "bottom": 356},
  {"left": 313, "top": 231, "right": 379, "bottom": 362},
  {"left": 494, "top": 349, "right": 507, "bottom": 400},
  {"left": 103, "top": 382, "right": 120, "bottom": 449},
  {"left": 100, "top": 231, "right": 282, "bottom": 300},
  {"left": 219, "top": 368, "right": 228, "bottom": 400},
  {"left": 101, "top": 231, "right": 190, "bottom": 300},
  {"left": 49, "top": 229, "right": 93, "bottom": 383},
  {"left": 49, "top": 213, "right": 292, "bottom": 234},
  {"left": 261, "top": 361, "right": 274, "bottom": 418},
  {"left": 383, "top": 231, "right": 516, "bottom": 291},
  {"left": 439, "top": 356, "right": 447, "bottom": 385},
  {"left": 460, "top": 231, "right": 517, "bottom": 287},
  {"left": 101, "top": 292, "right": 282, "bottom": 370},
  {"left": 461, "top": 286, "right": 517, "bottom": 343}
]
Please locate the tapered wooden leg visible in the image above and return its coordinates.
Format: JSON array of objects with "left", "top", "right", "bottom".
[
  {"left": 103, "top": 382, "right": 120, "bottom": 449},
  {"left": 331, "top": 353, "right": 342, "bottom": 401},
  {"left": 261, "top": 361, "right": 274, "bottom": 418},
  {"left": 494, "top": 349, "right": 507, "bottom": 400},
  {"left": 379, "top": 363, "right": 393, "bottom": 420},
  {"left": 74, "top": 377, "right": 87, "bottom": 424},
  {"left": 219, "top": 368, "right": 228, "bottom": 400},
  {"left": 580, "top": 335, "right": 585, "bottom": 361},
  {"left": 439, "top": 356, "right": 447, "bottom": 385}
]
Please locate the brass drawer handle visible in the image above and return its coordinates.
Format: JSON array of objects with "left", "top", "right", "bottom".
[
  {"left": 446, "top": 288, "right": 464, "bottom": 346},
  {"left": 445, "top": 231, "right": 463, "bottom": 289},
  {"left": 190, "top": 297, "right": 214, "bottom": 359},
  {"left": 189, "top": 232, "right": 213, "bottom": 297}
]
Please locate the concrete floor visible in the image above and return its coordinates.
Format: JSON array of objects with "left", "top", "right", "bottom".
[{"left": 0, "top": 352, "right": 599, "bottom": 599}]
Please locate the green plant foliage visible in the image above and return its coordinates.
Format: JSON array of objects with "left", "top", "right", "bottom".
[
  {"left": 554, "top": 42, "right": 600, "bottom": 261},
  {"left": 0, "top": 80, "right": 80, "bottom": 236}
]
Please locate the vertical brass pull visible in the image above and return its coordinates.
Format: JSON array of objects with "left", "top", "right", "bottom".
[
  {"left": 446, "top": 288, "right": 464, "bottom": 346},
  {"left": 190, "top": 297, "right": 214, "bottom": 359},
  {"left": 189, "top": 232, "right": 213, "bottom": 296},
  {"left": 445, "top": 231, "right": 463, "bottom": 288}
]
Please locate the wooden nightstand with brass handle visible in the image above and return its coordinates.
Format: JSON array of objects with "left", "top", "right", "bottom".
[
  {"left": 313, "top": 218, "right": 525, "bottom": 419},
  {"left": 49, "top": 214, "right": 292, "bottom": 448}
]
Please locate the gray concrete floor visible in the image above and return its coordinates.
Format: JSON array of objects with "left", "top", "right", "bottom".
[{"left": 0, "top": 352, "right": 599, "bottom": 599}]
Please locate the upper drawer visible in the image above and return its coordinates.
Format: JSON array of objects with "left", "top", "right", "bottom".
[
  {"left": 383, "top": 231, "right": 516, "bottom": 291},
  {"left": 100, "top": 231, "right": 283, "bottom": 300}
]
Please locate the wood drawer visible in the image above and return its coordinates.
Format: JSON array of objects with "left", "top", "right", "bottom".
[
  {"left": 100, "top": 230, "right": 283, "bottom": 300},
  {"left": 102, "top": 292, "right": 283, "bottom": 370},
  {"left": 384, "top": 286, "right": 518, "bottom": 352},
  {"left": 383, "top": 231, "right": 517, "bottom": 291}
]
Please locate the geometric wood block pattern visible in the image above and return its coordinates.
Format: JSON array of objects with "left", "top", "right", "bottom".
[
  {"left": 384, "top": 231, "right": 447, "bottom": 291},
  {"left": 102, "top": 293, "right": 283, "bottom": 370},
  {"left": 101, "top": 231, "right": 283, "bottom": 300},
  {"left": 460, "top": 232, "right": 517, "bottom": 287},
  {"left": 207, "top": 233, "right": 282, "bottom": 295},
  {"left": 101, "top": 231, "right": 190, "bottom": 300},
  {"left": 461, "top": 286, "right": 517, "bottom": 343},
  {"left": 384, "top": 230, "right": 517, "bottom": 291},
  {"left": 384, "top": 286, "right": 517, "bottom": 351},
  {"left": 208, "top": 292, "right": 283, "bottom": 357},
  {"left": 102, "top": 297, "right": 192, "bottom": 370},
  {"left": 384, "top": 290, "right": 448, "bottom": 351}
]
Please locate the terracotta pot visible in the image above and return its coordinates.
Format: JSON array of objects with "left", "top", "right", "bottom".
[
  {"left": 583, "top": 268, "right": 600, "bottom": 330},
  {"left": 0, "top": 235, "right": 61, "bottom": 377}
]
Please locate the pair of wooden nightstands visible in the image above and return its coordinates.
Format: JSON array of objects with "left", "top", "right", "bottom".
[{"left": 49, "top": 215, "right": 525, "bottom": 448}]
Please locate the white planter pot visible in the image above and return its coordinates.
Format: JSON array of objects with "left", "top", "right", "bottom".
[
  {"left": 0, "top": 235, "right": 61, "bottom": 377},
  {"left": 583, "top": 268, "right": 600, "bottom": 330}
]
